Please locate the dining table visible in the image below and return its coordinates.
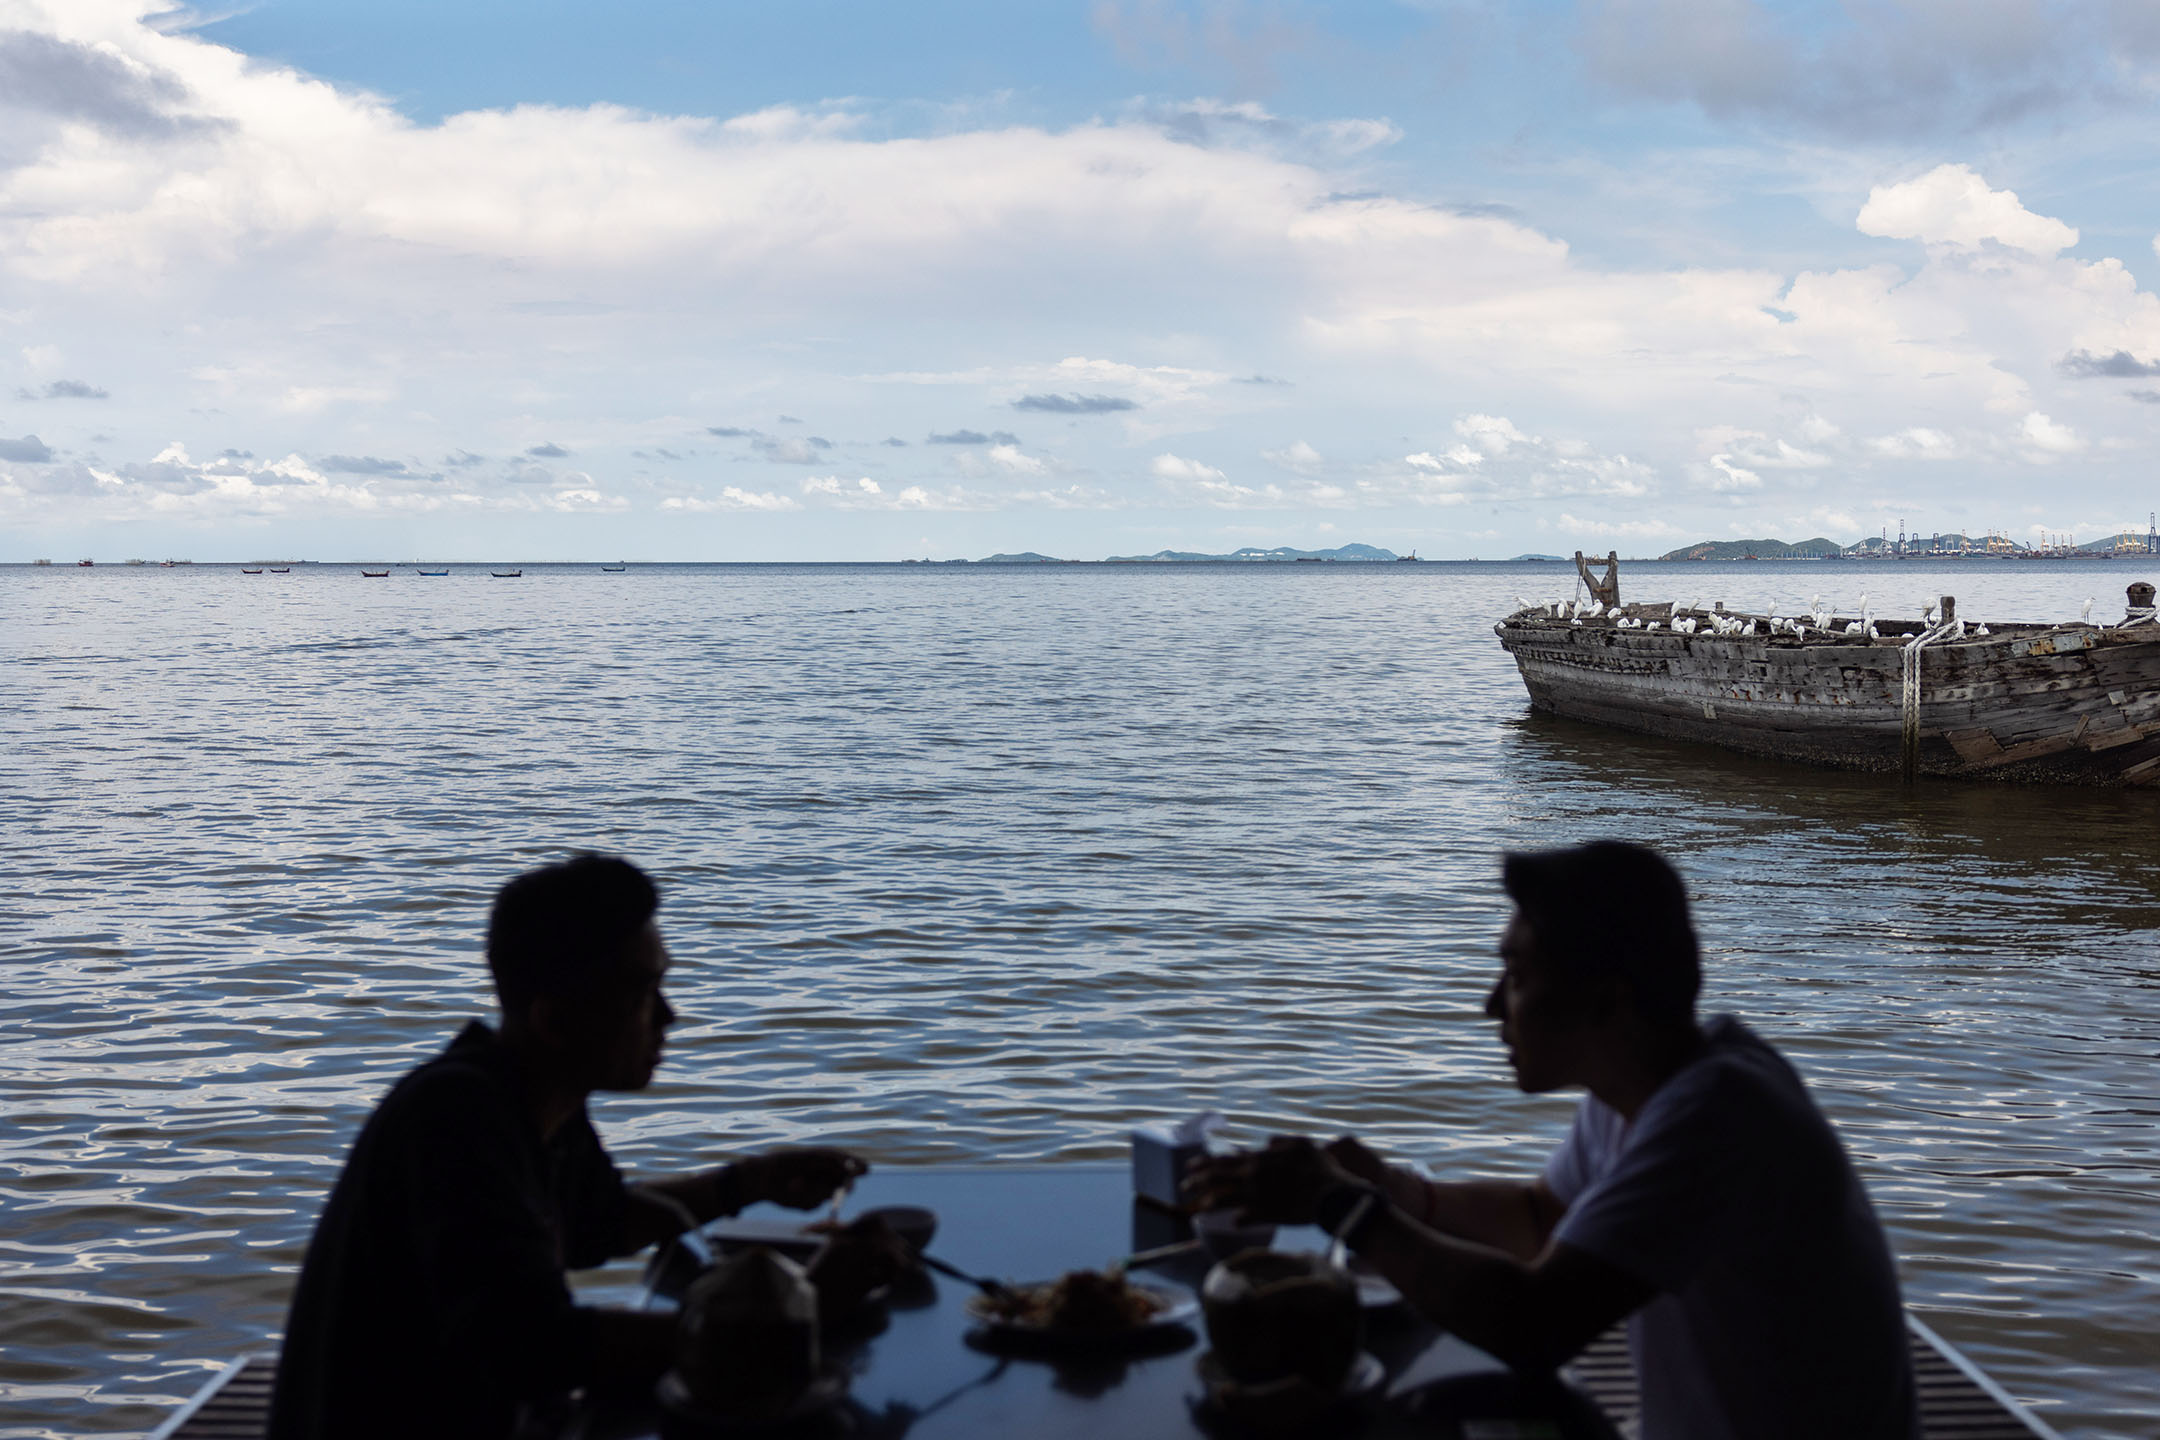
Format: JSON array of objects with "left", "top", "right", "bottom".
[
  {"left": 566, "top": 1163, "right": 1613, "bottom": 1440},
  {"left": 148, "top": 1163, "right": 2058, "bottom": 1440}
]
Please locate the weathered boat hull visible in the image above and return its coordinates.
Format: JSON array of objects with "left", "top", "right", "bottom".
[{"left": 1494, "top": 615, "right": 2160, "bottom": 786}]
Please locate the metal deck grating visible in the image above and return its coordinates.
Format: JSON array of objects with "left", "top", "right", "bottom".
[
  {"left": 154, "top": 1319, "right": 2060, "bottom": 1440},
  {"left": 1562, "top": 1319, "right": 2062, "bottom": 1440}
]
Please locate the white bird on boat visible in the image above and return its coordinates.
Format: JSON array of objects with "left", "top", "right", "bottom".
[{"left": 1843, "top": 620, "right": 1865, "bottom": 635}]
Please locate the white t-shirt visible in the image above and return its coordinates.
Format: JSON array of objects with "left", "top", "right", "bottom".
[{"left": 1543, "top": 1015, "right": 1916, "bottom": 1440}]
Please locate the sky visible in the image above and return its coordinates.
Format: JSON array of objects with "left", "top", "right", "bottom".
[{"left": 3, "top": 0, "right": 2159, "bottom": 561}]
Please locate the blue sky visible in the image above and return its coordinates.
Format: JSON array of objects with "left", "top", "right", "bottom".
[{"left": 3, "top": 0, "right": 2158, "bottom": 560}]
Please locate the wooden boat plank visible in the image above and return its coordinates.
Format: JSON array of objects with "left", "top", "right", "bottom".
[{"left": 1497, "top": 593, "right": 2160, "bottom": 784}]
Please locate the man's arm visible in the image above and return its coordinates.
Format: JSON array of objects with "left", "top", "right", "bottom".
[
  {"left": 1327, "top": 1137, "right": 1564, "bottom": 1263},
  {"left": 1351, "top": 1203, "right": 1652, "bottom": 1371},
  {"left": 1193, "top": 1138, "right": 1652, "bottom": 1372},
  {"left": 615, "top": 1148, "right": 869, "bottom": 1257}
]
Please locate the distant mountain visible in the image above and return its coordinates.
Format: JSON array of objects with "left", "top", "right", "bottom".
[
  {"left": 1659, "top": 537, "right": 1844, "bottom": 561},
  {"left": 976, "top": 551, "right": 1068, "bottom": 563},
  {"left": 1846, "top": 533, "right": 2012, "bottom": 554},
  {"left": 1511, "top": 553, "right": 1567, "bottom": 562},
  {"left": 2075, "top": 532, "right": 2159, "bottom": 555},
  {"left": 1103, "top": 543, "right": 1399, "bottom": 562}
]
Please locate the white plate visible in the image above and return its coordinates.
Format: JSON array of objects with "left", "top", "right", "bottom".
[
  {"left": 966, "top": 1278, "right": 1199, "bottom": 1347},
  {"left": 1353, "top": 1271, "right": 1405, "bottom": 1309}
]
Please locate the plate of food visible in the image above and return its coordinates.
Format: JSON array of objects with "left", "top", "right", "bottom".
[{"left": 965, "top": 1268, "right": 1199, "bottom": 1350}]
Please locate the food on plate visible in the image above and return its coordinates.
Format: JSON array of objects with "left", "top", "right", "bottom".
[{"left": 969, "top": 1268, "right": 1170, "bottom": 1332}]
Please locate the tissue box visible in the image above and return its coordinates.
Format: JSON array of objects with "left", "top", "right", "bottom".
[{"left": 1131, "top": 1124, "right": 1210, "bottom": 1209}]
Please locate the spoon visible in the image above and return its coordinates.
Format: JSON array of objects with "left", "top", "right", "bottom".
[{"left": 916, "top": 1252, "right": 1014, "bottom": 1300}]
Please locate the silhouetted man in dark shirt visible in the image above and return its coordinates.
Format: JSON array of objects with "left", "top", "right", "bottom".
[
  {"left": 270, "top": 855, "right": 862, "bottom": 1440},
  {"left": 1191, "top": 842, "right": 1917, "bottom": 1440}
]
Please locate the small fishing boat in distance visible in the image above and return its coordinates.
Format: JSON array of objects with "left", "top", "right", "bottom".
[
  {"left": 491, "top": 569, "right": 522, "bottom": 578},
  {"left": 268, "top": 567, "right": 289, "bottom": 574},
  {"left": 360, "top": 569, "right": 390, "bottom": 578},
  {"left": 1495, "top": 554, "right": 2160, "bottom": 786},
  {"left": 600, "top": 564, "right": 627, "bottom": 572},
  {"left": 240, "top": 568, "right": 263, "bottom": 575},
  {"left": 416, "top": 569, "right": 448, "bottom": 576}
]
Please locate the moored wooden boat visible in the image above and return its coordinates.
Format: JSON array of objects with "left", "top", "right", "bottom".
[{"left": 1495, "top": 560, "right": 2160, "bottom": 786}]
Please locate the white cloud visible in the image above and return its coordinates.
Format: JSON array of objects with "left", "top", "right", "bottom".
[
  {"left": 2018, "top": 411, "right": 2082, "bottom": 455},
  {"left": 1405, "top": 447, "right": 1482, "bottom": 470},
  {"left": 1856, "top": 164, "right": 2078, "bottom": 255},
  {"left": 986, "top": 443, "right": 1045, "bottom": 475},
  {"left": 1151, "top": 453, "right": 1227, "bottom": 482},
  {"left": 1261, "top": 440, "right": 1323, "bottom": 472},
  {"left": 4, "top": 4, "right": 2160, "bottom": 557},
  {"left": 547, "top": 488, "right": 627, "bottom": 512},
  {"left": 1454, "top": 414, "right": 1532, "bottom": 455},
  {"left": 660, "top": 486, "right": 798, "bottom": 511},
  {"left": 1554, "top": 512, "right": 1686, "bottom": 540},
  {"left": 801, "top": 475, "right": 883, "bottom": 498},
  {"left": 1311, "top": 118, "right": 1401, "bottom": 154},
  {"left": 1695, "top": 427, "right": 1832, "bottom": 469},
  {"left": 1867, "top": 427, "right": 1958, "bottom": 460},
  {"left": 1706, "top": 456, "right": 1763, "bottom": 490}
]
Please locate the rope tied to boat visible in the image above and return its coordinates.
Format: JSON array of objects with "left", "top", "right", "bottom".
[{"left": 1900, "top": 617, "right": 1962, "bottom": 781}]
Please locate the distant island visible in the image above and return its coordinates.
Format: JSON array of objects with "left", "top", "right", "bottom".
[
  {"left": 1661, "top": 530, "right": 2156, "bottom": 560},
  {"left": 1659, "top": 537, "right": 1844, "bottom": 561},
  {"left": 962, "top": 543, "right": 1405, "bottom": 563},
  {"left": 940, "top": 529, "right": 2159, "bottom": 566},
  {"left": 1104, "top": 543, "right": 1401, "bottom": 563}
]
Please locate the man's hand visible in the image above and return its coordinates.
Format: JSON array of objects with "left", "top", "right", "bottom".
[
  {"left": 738, "top": 1147, "right": 868, "bottom": 1210},
  {"left": 1183, "top": 1136, "right": 1355, "bottom": 1224},
  {"left": 1323, "top": 1135, "right": 1390, "bottom": 1187},
  {"left": 1326, "top": 1135, "right": 1436, "bottom": 1219}
]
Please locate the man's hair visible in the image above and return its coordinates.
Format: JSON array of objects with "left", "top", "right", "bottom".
[
  {"left": 486, "top": 854, "right": 660, "bottom": 1013},
  {"left": 1501, "top": 841, "right": 1700, "bottom": 1023}
]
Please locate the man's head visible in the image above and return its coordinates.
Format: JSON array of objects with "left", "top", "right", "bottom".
[
  {"left": 1486, "top": 841, "right": 1700, "bottom": 1093},
  {"left": 487, "top": 854, "right": 673, "bottom": 1091}
]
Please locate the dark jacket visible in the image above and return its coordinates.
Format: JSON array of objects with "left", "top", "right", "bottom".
[{"left": 269, "top": 1021, "right": 628, "bottom": 1440}]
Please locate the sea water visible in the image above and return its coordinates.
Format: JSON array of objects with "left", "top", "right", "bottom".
[{"left": 3, "top": 559, "right": 2156, "bottom": 1438}]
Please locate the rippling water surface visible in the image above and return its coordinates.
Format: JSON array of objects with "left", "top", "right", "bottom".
[{"left": 4, "top": 560, "right": 2157, "bottom": 1438}]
